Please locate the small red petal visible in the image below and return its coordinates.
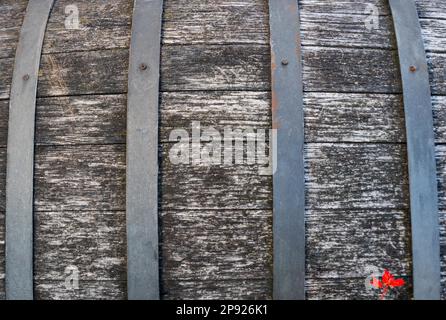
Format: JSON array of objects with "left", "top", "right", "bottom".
[
  {"left": 389, "top": 278, "right": 405, "bottom": 287},
  {"left": 371, "top": 277, "right": 383, "bottom": 289},
  {"left": 382, "top": 269, "right": 393, "bottom": 285}
]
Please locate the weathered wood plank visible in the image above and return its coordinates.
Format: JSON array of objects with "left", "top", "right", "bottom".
[
  {"left": 2, "top": 93, "right": 445, "bottom": 147},
  {"left": 420, "top": 19, "right": 446, "bottom": 53},
  {"left": 300, "top": 0, "right": 446, "bottom": 19},
  {"left": 306, "top": 209, "right": 411, "bottom": 279},
  {"left": 1, "top": 0, "right": 271, "bottom": 59},
  {"left": 0, "top": 148, "right": 5, "bottom": 212},
  {"left": 160, "top": 45, "right": 270, "bottom": 92},
  {"left": 302, "top": 47, "right": 402, "bottom": 94},
  {"left": 161, "top": 210, "right": 272, "bottom": 281},
  {"left": 0, "top": 92, "right": 406, "bottom": 147},
  {"left": 304, "top": 93, "right": 405, "bottom": 143},
  {"left": 34, "top": 211, "right": 126, "bottom": 281},
  {"left": 416, "top": 0, "right": 446, "bottom": 20},
  {"left": 0, "top": 0, "right": 26, "bottom": 59},
  {"left": 428, "top": 53, "right": 446, "bottom": 95},
  {"left": 161, "top": 279, "right": 272, "bottom": 300},
  {"left": 160, "top": 160, "right": 272, "bottom": 211},
  {"left": 162, "top": 0, "right": 269, "bottom": 45},
  {"left": 35, "top": 95, "right": 127, "bottom": 146},
  {"left": 299, "top": 0, "right": 391, "bottom": 16},
  {"left": 42, "top": 0, "right": 132, "bottom": 55},
  {"left": 33, "top": 145, "right": 126, "bottom": 212},
  {"left": 300, "top": 13, "right": 395, "bottom": 49},
  {"left": 440, "top": 213, "right": 446, "bottom": 300},
  {"left": 306, "top": 143, "right": 409, "bottom": 210},
  {"left": 306, "top": 277, "right": 412, "bottom": 300},
  {"left": 34, "top": 280, "right": 126, "bottom": 300},
  {"left": 300, "top": 13, "right": 446, "bottom": 53},
  {"left": 435, "top": 145, "right": 446, "bottom": 211},
  {"left": 0, "top": 144, "right": 415, "bottom": 213},
  {"left": 0, "top": 45, "right": 271, "bottom": 99},
  {"left": 0, "top": 101, "right": 6, "bottom": 147},
  {"left": 4, "top": 0, "right": 445, "bottom": 62},
  {"left": 1, "top": 46, "right": 445, "bottom": 99},
  {"left": 0, "top": 211, "right": 4, "bottom": 300}
]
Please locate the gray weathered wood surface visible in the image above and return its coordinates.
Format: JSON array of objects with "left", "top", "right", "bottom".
[{"left": 0, "top": 0, "right": 445, "bottom": 299}]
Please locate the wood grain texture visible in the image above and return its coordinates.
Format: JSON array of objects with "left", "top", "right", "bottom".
[
  {"left": 306, "top": 209, "right": 411, "bottom": 279},
  {"left": 161, "top": 279, "right": 272, "bottom": 300},
  {"left": 33, "top": 145, "right": 126, "bottom": 212},
  {"left": 299, "top": 0, "right": 445, "bottom": 19},
  {"left": 306, "top": 277, "right": 412, "bottom": 300},
  {"left": 1, "top": 46, "right": 445, "bottom": 99},
  {"left": 160, "top": 210, "right": 272, "bottom": 281},
  {"left": 34, "top": 211, "right": 126, "bottom": 281},
  {"left": 306, "top": 143, "right": 409, "bottom": 210},
  {"left": 0, "top": 0, "right": 444, "bottom": 300},
  {"left": 1, "top": 92, "right": 445, "bottom": 147},
  {"left": 0, "top": 211, "right": 4, "bottom": 300},
  {"left": 0, "top": 148, "right": 5, "bottom": 212},
  {"left": 35, "top": 95, "right": 127, "bottom": 146},
  {"left": 0, "top": 0, "right": 26, "bottom": 59},
  {"left": 163, "top": 0, "right": 269, "bottom": 45},
  {"left": 34, "top": 280, "right": 126, "bottom": 300}
]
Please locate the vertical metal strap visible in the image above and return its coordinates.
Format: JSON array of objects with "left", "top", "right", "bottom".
[
  {"left": 126, "top": 0, "right": 163, "bottom": 300},
  {"left": 5, "top": 0, "right": 53, "bottom": 300},
  {"left": 269, "top": 0, "right": 305, "bottom": 300},
  {"left": 389, "top": 0, "right": 441, "bottom": 300}
]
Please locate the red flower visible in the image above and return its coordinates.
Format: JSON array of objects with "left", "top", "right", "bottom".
[{"left": 370, "top": 269, "right": 405, "bottom": 300}]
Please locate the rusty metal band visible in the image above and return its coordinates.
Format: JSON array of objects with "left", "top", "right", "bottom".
[
  {"left": 126, "top": 0, "right": 163, "bottom": 300},
  {"left": 269, "top": 0, "right": 305, "bottom": 300},
  {"left": 389, "top": 0, "right": 441, "bottom": 300},
  {"left": 5, "top": 0, "right": 54, "bottom": 300}
]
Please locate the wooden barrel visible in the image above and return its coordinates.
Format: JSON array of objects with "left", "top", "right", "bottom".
[{"left": 0, "top": 0, "right": 445, "bottom": 300}]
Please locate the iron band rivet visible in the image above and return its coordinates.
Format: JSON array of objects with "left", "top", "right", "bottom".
[
  {"left": 281, "top": 59, "right": 289, "bottom": 66},
  {"left": 23, "top": 74, "right": 30, "bottom": 81}
]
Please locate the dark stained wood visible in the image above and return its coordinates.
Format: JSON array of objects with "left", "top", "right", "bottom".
[
  {"left": 306, "top": 143, "right": 409, "bottom": 210},
  {"left": 161, "top": 279, "right": 272, "bottom": 300},
  {"left": 161, "top": 210, "right": 272, "bottom": 281},
  {"left": 302, "top": 47, "right": 402, "bottom": 93},
  {"left": 34, "top": 211, "right": 126, "bottom": 281},
  {"left": 163, "top": 0, "right": 269, "bottom": 45},
  {"left": 0, "top": 148, "right": 5, "bottom": 212},
  {"left": 0, "top": 0, "right": 27, "bottom": 59},
  {"left": 0, "top": 211, "right": 4, "bottom": 300},
  {"left": 1, "top": 47, "right": 445, "bottom": 99},
  {"left": 33, "top": 145, "right": 126, "bottom": 212},
  {"left": 307, "top": 209, "right": 411, "bottom": 279}
]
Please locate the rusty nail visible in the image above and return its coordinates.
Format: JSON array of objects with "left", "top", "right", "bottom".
[
  {"left": 281, "top": 59, "right": 289, "bottom": 66},
  {"left": 409, "top": 65, "right": 417, "bottom": 72},
  {"left": 139, "top": 63, "right": 148, "bottom": 71},
  {"left": 23, "top": 74, "right": 30, "bottom": 81}
]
